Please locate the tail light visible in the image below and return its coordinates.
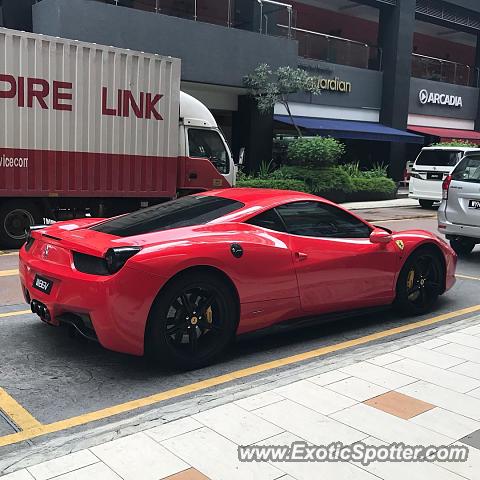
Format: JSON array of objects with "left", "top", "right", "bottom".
[
  {"left": 104, "top": 247, "right": 141, "bottom": 274},
  {"left": 442, "top": 175, "right": 452, "bottom": 200}
]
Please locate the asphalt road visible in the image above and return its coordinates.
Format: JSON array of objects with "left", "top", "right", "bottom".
[{"left": 0, "top": 205, "right": 479, "bottom": 464}]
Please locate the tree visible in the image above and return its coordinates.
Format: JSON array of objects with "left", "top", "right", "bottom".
[{"left": 243, "top": 64, "right": 321, "bottom": 138}]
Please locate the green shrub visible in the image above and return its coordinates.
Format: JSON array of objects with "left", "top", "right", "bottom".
[
  {"left": 337, "top": 162, "right": 361, "bottom": 178},
  {"left": 236, "top": 178, "right": 308, "bottom": 192},
  {"left": 271, "top": 165, "right": 353, "bottom": 196},
  {"left": 350, "top": 176, "right": 397, "bottom": 201},
  {"left": 338, "top": 162, "right": 388, "bottom": 179},
  {"left": 287, "top": 137, "right": 345, "bottom": 167},
  {"left": 431, "top": 141, "right": 478, "bottom": 148},
  {"left": 257, "top": 159, "right": 275, "bottom": 179}
]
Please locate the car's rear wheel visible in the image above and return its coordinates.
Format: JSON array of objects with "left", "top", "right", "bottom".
[
  {"left": 395, "top": 248, "right": 443, "bottom": 315},
  {"left": 147, "top": 272, "right": 238, "bottom": 370},
  {"left": 450, "top": 237, "right": 475, "bottom": 256},
  {"left": 419, "top": 200, "right": 435, "bottom": 209}
]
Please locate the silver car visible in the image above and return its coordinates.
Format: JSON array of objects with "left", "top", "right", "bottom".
[{"left": 438, "top": 152, "right": 480, "bottom": 255}]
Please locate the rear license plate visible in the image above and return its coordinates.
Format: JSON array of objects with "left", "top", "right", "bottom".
[
  {"left": 468, "top": 200, "right": 480, "bottom": 209},
  {"left": 427, "top": 172, "right": 443, "bottom": 180},
  {"left": 33, "top": 275, "right": 53, "bottom": 294}
]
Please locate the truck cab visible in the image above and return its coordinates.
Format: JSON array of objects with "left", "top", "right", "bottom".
[{"left": 178, "top": 92, "right": 236, "bottom": 191}]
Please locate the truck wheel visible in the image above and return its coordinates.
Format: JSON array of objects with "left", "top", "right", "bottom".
[
  {"left": 450, "top": 238, "right": 475, "bottom": 256},
  {"left": 0, "top": 201, "right": 42, "bottom": 249},
  {"left": 419, "top": 200, "right": 435, "bottom": 209}
]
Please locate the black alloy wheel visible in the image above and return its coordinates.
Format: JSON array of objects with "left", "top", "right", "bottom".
[
  {"left": 395, "top": 249, "right": 443, "bottom": 315},
  {"left": 147, "top": 272, "right": 237, "bottom": 370}
]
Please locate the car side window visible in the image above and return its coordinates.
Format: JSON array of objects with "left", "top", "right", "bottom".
[
  {"left": 276, "top": 201, "right": 371, "bottom": 239},
  {"left": 188, "top": 128, "right": 230, "bottom": 174},
  {"left": 246, "top": 208, "right": 286, "bottom": 233},
  {"left": 452, "top": 156, "right": 480, "bottom": 183}
]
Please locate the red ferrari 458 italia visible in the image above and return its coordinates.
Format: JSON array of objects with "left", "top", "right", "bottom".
[{"left": 19, "top": 188, "right": 456, "bottom": 369}]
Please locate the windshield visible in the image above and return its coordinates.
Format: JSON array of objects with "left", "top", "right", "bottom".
[
  {"left": 188, "top": 128, "right": 230, "bottom": 174},
  {"left": 91, "top": 196, "right": 244, "bottom": 237},
  {"left": 415, "top": 150, "right": 463, "bottom": 167},
  {"left": 452, "top": 155, "right": 480, "bottom": 184}
]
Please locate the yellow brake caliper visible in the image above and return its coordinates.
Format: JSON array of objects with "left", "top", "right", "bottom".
[
  {"left": 407, "top": 269, "right": 415, "bottom": 290},
  {"left": 206, "top": 306, "right": 213, "bottom": 325}
]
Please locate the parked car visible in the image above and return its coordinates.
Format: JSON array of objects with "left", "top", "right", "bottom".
[
  {"left": 409, "top": 146, "right": 478, "bottom": 208},
  {"left": 439, "top": 152, "right": 480, "bottom": 255},
  {"left": 20, "top": 188, "right": 456, "bottom": 369}
]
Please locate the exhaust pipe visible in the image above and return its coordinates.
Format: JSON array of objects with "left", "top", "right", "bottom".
[{"left": 31, "top": 300, "right": 51, "bottom": 321}]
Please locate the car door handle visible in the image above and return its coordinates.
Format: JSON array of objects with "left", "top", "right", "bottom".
[
  {"left": 295, "top": 252, "right": 308, "bottom": 261},
  {"left": 189, "top": 172, "right": 198, "bottom": 180}
]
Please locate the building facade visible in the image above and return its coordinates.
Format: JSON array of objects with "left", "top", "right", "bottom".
[{"left": 1, "top": 0, "right": 480, "bottom": 179}]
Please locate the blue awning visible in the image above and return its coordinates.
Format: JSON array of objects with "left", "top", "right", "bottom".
[{"left": 274, "top": 115, "right": 424, "bottom": 144}]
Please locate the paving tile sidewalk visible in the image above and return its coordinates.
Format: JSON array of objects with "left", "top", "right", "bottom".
[{"left": 3, "top": 319, "right": 480, "bottom": 480}]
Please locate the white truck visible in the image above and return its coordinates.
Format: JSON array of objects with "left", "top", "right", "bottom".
[{"left": 0, "top": 27, "right": 236, "bottom": 248}]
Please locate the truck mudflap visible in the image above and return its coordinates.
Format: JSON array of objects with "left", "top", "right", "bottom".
[{"left": 177, "top": 156, "right": 232, "bottom": 191}]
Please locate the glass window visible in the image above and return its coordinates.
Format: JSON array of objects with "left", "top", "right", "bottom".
[
  {"left": 452, "top": 156, "right": 480, "bottom": 183},
  {"left": 276, "top": 201, "right": 371, "bottom": 238},
  {"left": 246, "top": 209, "right": 286, "bottom": 233},
  {"left": 91, "top": 195, "right": 243, "bottom": 237},
  {"left": 188, "top": 128, "right": 230, "bottom": 174},
  {"left": 415, "top": 150, "right": 463, "bottom": 167}
]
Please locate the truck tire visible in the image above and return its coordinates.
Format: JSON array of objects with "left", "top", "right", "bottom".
[
  {"left": 419, "top": 200, "right": 435, "bottom": 209},
  {"left": 0, "top": 200, "right": 42, "bottom": 249},
  {"left": 450, "top": 237, "right": 475, "bottom": 256}
]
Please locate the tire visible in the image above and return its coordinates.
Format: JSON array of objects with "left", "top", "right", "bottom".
[
  {"left": 0, "top": 200, "right": 42, "bottom": 249},
  {"left": 395, "top": 247, "right": 444, "bottom": 315},
  {"left": 450, "top": 238, "right": 475, "bottom": 256},
  {"left": 146, "top": 271, "right": 238, "bottom": 370},
  {"left": 419, "top": 200, "right": 435, "bottom": 209}
]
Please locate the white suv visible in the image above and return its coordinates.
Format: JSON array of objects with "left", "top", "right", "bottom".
[
  {"left": 438, "top": 152, "right": 480, "bottom": 255},
  {"left": 409, "top": 146, "right": 478, "bottom": 208}
]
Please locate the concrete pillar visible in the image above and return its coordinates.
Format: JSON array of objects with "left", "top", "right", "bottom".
[
  {"left": 378, "top": 0, "right": 416, "bottom": 181},
  {"left": 232, "top": 96, "right": 273, "bottom": 173}
]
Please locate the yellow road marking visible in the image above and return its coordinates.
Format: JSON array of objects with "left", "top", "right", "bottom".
[
  {"left": 457, "top": 274, "right": 480, "bottom": 282},
  {"left": 0, "top": 269, "right": 19, "bottom": 277},
  {"left": 0, "top": 388, "right": 42, "bottom": 431},
  {"left": 0, "top": 304, "right": 480, "bottom": 448},
  {"left": 0, "top": 251, "right": 19, "bottom": 257},
  {"left": 0, "top": 310, "right": 31, "bottom": 319}
]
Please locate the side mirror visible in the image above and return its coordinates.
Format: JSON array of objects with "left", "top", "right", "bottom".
[
  {"left": 238, "top": 147, "right": 245, "bottom": 165},
  {"left": 370, "top": 228, "right": 392, "bottom": 244}
]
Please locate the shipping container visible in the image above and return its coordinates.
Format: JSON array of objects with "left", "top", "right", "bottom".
[{"left": 0, "top": 27, "right": 235, "bottom": 247}]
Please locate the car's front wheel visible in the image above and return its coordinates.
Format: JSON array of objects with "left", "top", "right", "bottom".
[
  {"left": 395, "top": 248, "right": 443, "bottom": 315},
  {"left": 450, "top": 237, "right": 475, "bottom": 256},
  {"left": 147, "top": 271, "right": 238, "bottom": 370}
]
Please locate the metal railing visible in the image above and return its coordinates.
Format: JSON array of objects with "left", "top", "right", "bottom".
[
  {"left": 278, "top": 25, "right": 382, "bottom": 71},
  {"left": 412, "top": 53, "right": 479, "bottom": 87},
  {"left": 39, "top": 0, "right": 293, "bottom": 32},
  {"left": 257, "top": 0, "right": 292, "bottom": 38},
  {"left": 101, "top": 0, "right": 234, "bottom": 27}
]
